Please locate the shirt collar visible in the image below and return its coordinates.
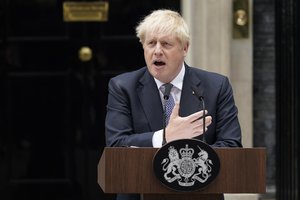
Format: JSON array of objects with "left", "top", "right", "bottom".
[{"left": 154, "top": 63, "right": 185, "bottom": 90}]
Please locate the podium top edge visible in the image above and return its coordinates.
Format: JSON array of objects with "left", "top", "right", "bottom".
[{"left": 102, "top": 147, "right": 266, "bottom": 150}]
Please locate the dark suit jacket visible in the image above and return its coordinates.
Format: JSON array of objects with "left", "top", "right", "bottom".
[{"left": 105, "top": 64, "right": 242, "bottom": 148}]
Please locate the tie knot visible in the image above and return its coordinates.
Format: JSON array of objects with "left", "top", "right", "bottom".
[{"left": 161, "top": 83, "right": 173, "bottom": 100}]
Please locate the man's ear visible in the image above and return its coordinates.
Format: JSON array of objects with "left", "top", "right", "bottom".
[{"left": 183, "top": 42, "right": 189, "bottom": 57}]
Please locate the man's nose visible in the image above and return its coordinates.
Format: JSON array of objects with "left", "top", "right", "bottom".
[{"left": 154, "top": 43, "right": 162, "bottom": 55}]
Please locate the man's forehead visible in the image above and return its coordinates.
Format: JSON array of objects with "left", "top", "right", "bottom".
[{"left": 145, "top": 31, "right": 177, "bottom": 41}]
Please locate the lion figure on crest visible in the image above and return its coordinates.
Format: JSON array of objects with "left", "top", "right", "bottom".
[{"left": 161, "top": 146, "right": 181, "bottom": 181}]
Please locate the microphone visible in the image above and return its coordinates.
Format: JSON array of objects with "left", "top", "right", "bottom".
[
  {"left": 191, "top": 85, "right": 206, "bottom": 143},
  {"left": 162, "top": 83, "right": 173, "bottom": 144},
  {"left": 163, "top": 83, "right": 172, "bottom": 100}
]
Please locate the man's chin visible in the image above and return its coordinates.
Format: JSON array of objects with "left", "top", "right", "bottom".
[
  {"left": 153, "top": 64, "right": 166, "bottom": 70},
  {"left": 149, "top": 67, "right": 171, "bottom": 82}
]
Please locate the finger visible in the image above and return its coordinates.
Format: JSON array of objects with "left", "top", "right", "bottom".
[
  {"left": 192, "top": 116, "right": 212, "bottom": 129},
  {"left": 205, "top": 116, "right": 212, "bottom": 126},
  {"left": 191, "top": 127, "right": 207, "bottom": 137},
  {"left": 192, "top": 125, "right": 208, "bottom": 136},
  {"left": 198, "top": 116, "right": 212, "bottom": 126},
  {"left": 188, "top": 110, "right": 208, "bottom": 123}
]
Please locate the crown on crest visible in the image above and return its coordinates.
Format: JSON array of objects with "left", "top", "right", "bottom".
[{"left": 179, "top": 144, "right": 194, "bottom": 158}]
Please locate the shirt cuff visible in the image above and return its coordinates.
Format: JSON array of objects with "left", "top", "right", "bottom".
[{"left": 152, "top": 129, "right": 163, "bottom": 147}]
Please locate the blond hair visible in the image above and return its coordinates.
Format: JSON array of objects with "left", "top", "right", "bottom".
[{"left": 135, "top": 9, "right": 190, "bottom": 46}]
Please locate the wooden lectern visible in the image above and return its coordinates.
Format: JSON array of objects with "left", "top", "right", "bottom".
[{"left": 98, "top": 147, "right": 266, "bottom": 200}]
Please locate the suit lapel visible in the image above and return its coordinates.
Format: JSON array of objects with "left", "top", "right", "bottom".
[
  {"left": 136, "top": 66, "right": 205, "bottom": 131},
  {"left": 137, "top": 70, "right": 164, "bottom": 131},
  {"left": 180, "top": 66, "right": 204, "bottom": 116}
]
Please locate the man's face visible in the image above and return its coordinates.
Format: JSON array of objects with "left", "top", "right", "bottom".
[{"left": 143, "top": 32, "right": 189, "bottom": 83}]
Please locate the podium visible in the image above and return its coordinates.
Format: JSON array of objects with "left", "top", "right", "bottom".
[{"left": 98, "top": 147, "right": 266, "bottom": 200}]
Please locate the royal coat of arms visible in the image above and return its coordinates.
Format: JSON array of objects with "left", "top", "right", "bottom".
[
  {"left": 162, "top": 144, "right": 213, "bottom": 186},
  {"left": 153, "top": 139, "right": 220, "bottom": 191}
]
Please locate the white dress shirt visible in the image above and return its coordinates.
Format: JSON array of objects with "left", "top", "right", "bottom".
[{"left": 152, "top": 64, "right": 185, "bottom": 147}]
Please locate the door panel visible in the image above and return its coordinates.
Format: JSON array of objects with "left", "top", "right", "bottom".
[
  {"left": 7, "top": 0, "right": 65, "bottom": 37},
  {"left": 0, "top": 1, "right": 180, "bottom": 200}
]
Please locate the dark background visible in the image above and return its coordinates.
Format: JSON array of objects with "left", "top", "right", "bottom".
[{"left": 0, "top": 1, "right": 179, "bottom": 200}]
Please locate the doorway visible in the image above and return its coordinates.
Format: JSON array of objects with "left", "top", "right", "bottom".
[{"left": 0, "top": 1, "right": 180, "bottom": 200}]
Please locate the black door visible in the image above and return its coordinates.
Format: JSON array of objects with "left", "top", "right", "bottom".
[{"left": 0, "top": 1, "right": 179, "bottom": 200}]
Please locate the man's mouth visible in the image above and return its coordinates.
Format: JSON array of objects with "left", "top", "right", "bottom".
[{"left": 153, "top": 61, "right": 166, "bottom": 67}]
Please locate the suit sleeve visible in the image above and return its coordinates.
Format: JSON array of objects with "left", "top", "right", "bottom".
[
  {"left": 211, "top": 77, "right": 242, "bottom": 147},
  {"left": 105, "top": 78, "right": 154, "bottom": 147}
]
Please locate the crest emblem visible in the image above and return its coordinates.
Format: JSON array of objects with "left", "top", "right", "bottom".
[{"left": 153, "top": 139, "right": 220, "bottom": 191}]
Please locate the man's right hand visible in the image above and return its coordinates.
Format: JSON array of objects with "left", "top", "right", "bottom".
[{"left": 165, "top": 102, "right": 212, "bottom": 143}]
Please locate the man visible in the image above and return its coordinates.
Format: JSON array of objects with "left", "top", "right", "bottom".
[{"left": 105, "top": 9, "right": 242, "bottom": 200}]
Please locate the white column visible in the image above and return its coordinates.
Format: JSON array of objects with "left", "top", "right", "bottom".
[
  {"left": 182, "top": 0, "right": 231, "bottom": 77},
  {"left": 182, "top": 0, "right": 255, "bottom": 199}
]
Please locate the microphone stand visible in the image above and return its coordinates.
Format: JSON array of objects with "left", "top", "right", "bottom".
[
  {"left": 191, "top": 86, "right": 206, "bottom": 143},
  {"left": 199, "top": 96, "right": 206, "bottom": 143}
]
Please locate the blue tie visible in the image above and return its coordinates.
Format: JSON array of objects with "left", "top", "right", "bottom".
[
  {"left": 163, "top": 84, "right": 175, "bottom": 124},
  {"left": 166, "top": 94, "right": 175, "bottom": 124}
]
